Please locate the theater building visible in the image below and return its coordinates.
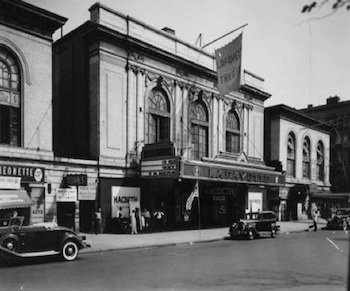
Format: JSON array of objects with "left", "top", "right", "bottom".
[
  {"left": 264, "top": 105, "right": 331, "bottom": 221},
  {"left": 53, "top": 3, "right": 284, "bottom": 231}
]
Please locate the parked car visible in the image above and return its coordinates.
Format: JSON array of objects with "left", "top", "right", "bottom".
[
  {"left": 326, "top": 208, "right": 350, "bottom": 230},
  {"left": 0, "top": 216, "right": 89, "bottom": 264},
  {"left": 229, "top": 211, "right": 279, "bottom": 240}
]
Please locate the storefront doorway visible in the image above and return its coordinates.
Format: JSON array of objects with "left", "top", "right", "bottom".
[{"left": 57, "top": 202, "right": 75, "bottom": 230}]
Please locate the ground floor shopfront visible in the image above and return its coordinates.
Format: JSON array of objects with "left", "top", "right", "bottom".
[{"left": 139, "top": 157, "right": 285, "bottom": 230}]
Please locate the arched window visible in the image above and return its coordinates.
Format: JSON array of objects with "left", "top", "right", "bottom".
[
  {"left": 190, "top": 101, "right": 208, "bottom": 160},
  {"left": 146, "top": 88, "right": 170, "bottom": 144},
  {"left": 287, "top": 133, "right": 296, "bottom": 177},
  {"left": 0, "top": 47, "right": 21, "bottom": 146},
  {"left": 316, "top": 141, "right": 325, "bottom": 181},
  {"left": 225, "top": 110, "right": 240, "bottom": 153},
  {"left": 302, "top": 137, "right": 311, "bottom": 179}
]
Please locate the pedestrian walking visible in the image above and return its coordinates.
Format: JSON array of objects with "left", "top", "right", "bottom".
[
  {"left": 309, "top": 208, "right": 319, "bottom": 232},
  {"left": 130, "top": 209, "right": 138, "bottom": 234},
  {"left": 153, "top": 209, "right": 164, "bottom": 231}
]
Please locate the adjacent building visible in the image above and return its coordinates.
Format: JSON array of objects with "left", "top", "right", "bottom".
[
  {"left": 53, "top": 3, "right": 285, "bottom": 231},
  {"left": 264, "top": 104, "right": 331, "bottom": 220},
  {"left": 0, "top": 0, "right": 67, "bottom": 225},
  {"left": 301, "top": 96, "right": 350, "bottom": 194}
]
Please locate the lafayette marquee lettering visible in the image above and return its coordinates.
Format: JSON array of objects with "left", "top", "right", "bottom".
[{"left": 208, "top": 168, "right": 270, "bottom": 183}]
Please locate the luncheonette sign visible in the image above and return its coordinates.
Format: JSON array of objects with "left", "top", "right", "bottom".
[{"left": 0, "top": 164, "right": 44, "bottom": 183}]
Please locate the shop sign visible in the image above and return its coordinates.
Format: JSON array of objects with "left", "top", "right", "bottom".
[
  {"left": 205, "top": 187, "right": 236, "bottom": 196},
  {"left": 213, "top": 196, "right": 225, "bottom": 201},
  {"left": 0, "top": 176, "right": 21, "bottom": 189},
  {"left": 56, "top": 187, "right": 77, "bottom": 202},
  {"left": 111, "top": 186, "right": 140, "bottom": 219},
  {"left": 78, "top": 185, "right": 97, "bottom": 201},
  {"left": 181, "top": 162, "right": 285, "bottom": 186},
  {"left": 66, "top": 174, "right": 87, "bottom": 186},
  {"left": 30, "top": 188, "right": 45, "bottom": 224},
  {"left": 279, "top": 187, "right": 289, "bottom": 200},
  {"left": 247, "top": 192, "right": 262, "bottom": 213},
  {"left": 0, "top": 164, "right": 44, "bottom": 183},
  {"left": 141, "top": 157, "right": 179, "bottom": 178}
]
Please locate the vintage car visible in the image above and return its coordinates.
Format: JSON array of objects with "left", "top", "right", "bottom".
[
  {"left": 0, "top": 216, "right": 88, "bottom": 263},
  {"left": 229, "top": 211, "right": 279, "bottom": 240},
  {"left": 326, "top": 208, "right": 350, "bottom": 230}
]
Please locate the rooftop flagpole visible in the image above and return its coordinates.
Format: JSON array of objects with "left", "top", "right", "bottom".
[{"left": 201, "top": 23, "right": 248, "bottom": 49}]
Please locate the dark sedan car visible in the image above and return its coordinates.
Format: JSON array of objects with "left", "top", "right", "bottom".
[
  {"left": 0, "top": 216, "right": 88, "bottom": 264},
  {"left": 326, "top": 208, "right": 350, "bottom": 230},
  {"left": 229, "top": 211, "right": 279, "bottom": 240}
]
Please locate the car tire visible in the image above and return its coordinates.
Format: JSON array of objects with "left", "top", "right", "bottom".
[
  {"left": 271, "top": 229, "right": 276, "bottom": 238},
  {"left": 61, "top": 240, "right": 79, "bottom": 261},
  {"left": 1, "top": 237, "right": 18, "bottom": 252},
  {"left": 343, "top": 221, "right": 348, "bottom": 231}
]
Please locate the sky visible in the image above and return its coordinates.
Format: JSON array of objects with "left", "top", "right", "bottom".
[{"left": 25, "top": 0, "right": 350, "bottom": 109}]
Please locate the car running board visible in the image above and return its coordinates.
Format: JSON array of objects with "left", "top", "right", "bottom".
[{"left": 0, "top": 246, "right": 59, "bottom": 258}]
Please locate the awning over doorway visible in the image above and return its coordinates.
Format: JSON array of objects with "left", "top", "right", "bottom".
[
  {"left": 0, "top": 190, "right": 33, "bottom": 210},
  {"left": 311, "top": 192, "right": 350, "bottom": 200}
]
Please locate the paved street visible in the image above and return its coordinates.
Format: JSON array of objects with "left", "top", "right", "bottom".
[{"left": 1, "top": 229, "right": 348, "bottom": 291}]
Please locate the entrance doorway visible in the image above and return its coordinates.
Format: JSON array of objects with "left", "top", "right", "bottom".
[{"left": 57, "top": 202, "right": 75, "bottom": 230}]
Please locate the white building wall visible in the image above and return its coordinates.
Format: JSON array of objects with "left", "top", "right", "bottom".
[
  {"left": 279, "top": 119, "right": 330, "bottom": 186},
  {"left": 0, "top": 24, "right": 53, "bottom": 153}
]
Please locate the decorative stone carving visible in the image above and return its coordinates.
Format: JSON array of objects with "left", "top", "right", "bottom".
[{"left": 129, "top": 52, "right": 145, "bottom": 63}]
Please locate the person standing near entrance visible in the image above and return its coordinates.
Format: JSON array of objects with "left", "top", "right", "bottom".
[
  {"left": 130, "top": 209, "right": 138, "bottom": 234},
  {"left": 94, "top": 208, "right": 101, "bottom": 234}
]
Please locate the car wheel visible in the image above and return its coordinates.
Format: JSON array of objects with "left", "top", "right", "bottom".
[
  {"left": 1, "top": 237, "right": 18, "bottom": 252},
  {"left": 343, "top": 221, "right": 348, "bottom": 231},
  {"left": 61, "top": 240, "right": 79, "bottom": 261},
  {"left": 248, "top": 231, "right": 254, "bottom": 240},
  {"left": 271, "top": 229, "right": 277, "bottom": 238}
]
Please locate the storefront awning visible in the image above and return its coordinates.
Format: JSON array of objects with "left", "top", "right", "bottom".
[
  {"left": 311, "top": 192, "right": 350, "bottom": 200},
  {"left": 0, "top": 190, "right": 33, "bottom": 210}
]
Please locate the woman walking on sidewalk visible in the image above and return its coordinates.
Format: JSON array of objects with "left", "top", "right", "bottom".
[
  {"left": 309, "top": 208, "right": 319, "bottom": 231},
  {"left": 131, "top": 209, "right": 138, "bottom": 234}
]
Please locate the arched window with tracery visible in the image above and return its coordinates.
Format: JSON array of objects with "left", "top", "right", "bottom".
[
  {"left": 146, "top": 88, "right": 170, "bottom": 144},
  {"left": 226, "top": 110, "right": 240, "bottom": 153},
  {"left": 316, "top": 141, "right": 325, "bottom": 181},
  {"left": 302, "top": 137, "right": 311, "bottom": 179},
  {"left": 0, "top": 47, "right": 21, "bottom": 146},
  {"left": 190, "top": 101, "right": 208, "bottom": 160},
  {"left": 287, "top": 132, "right": 296, "bottom": 177}
]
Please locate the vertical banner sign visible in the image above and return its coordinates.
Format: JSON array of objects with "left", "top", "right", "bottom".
[
  {"left": 186, "top": 180, "right": 199, "bottom": 211},
  {"left": 215, "top": 33, "right": 242, "bottom": 96}
]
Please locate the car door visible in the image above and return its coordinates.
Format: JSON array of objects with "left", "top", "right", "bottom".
[{"left": 20, "top": 227, "right": 59, "bottom": 252}]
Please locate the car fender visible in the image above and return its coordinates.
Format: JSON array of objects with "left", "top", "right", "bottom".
[
  {"left": 61, "top": 233, "right": 84, "bottom": 249},
  {"left": 0, "top": 233, "right": 20, "bottom": 245}
]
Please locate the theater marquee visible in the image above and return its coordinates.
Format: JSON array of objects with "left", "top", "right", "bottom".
[{"left": 181, "top": 161, "right": 285, "bottom": 186}]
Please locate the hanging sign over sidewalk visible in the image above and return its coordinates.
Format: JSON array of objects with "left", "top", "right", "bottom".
[{"left": 215, "top": 33, "right": 242, "bottom": 96}]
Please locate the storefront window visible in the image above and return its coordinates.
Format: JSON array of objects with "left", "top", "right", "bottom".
[
  {"left": 190, "top": 101, "right": 208, "bottom": 160},
  {"left": 316, "top": 141, "right": 324, "bottom": 181},
  {"left": 0, "top": 47, "right": 21, "bottom": 146},
  {"left": 147, "top": 89, "right": 170, "bottom": 144},
  {"left": 287, "top": 133, "right": 296, "bottom": 177},
  {"left": 302, "top": 137, "right": 311, "bottom": 179},
  {"left": 226, "top": 110, "right": 240, "bottom": 153}
]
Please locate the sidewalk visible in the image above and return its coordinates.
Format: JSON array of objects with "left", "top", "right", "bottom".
[{"left": 80, "top": 219, "right": 327, "bottom": 254}]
